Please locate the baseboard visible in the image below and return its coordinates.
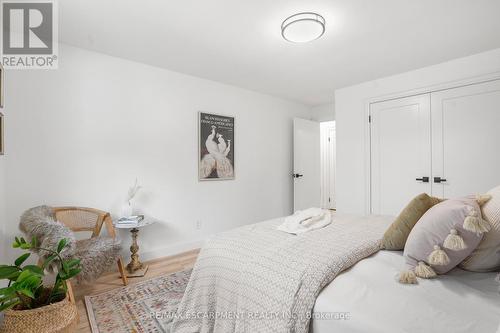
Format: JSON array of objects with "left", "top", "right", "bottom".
[{"left": 138, "top": 238, "right": 206, "bottom": 262}]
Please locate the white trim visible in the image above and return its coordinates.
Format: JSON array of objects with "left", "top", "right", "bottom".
[
  {"left": 138, "top": 238, "right": 206, "bottom": 262},
  {"left": 363, "top": 71, "right": 500, "bottom": 214}
]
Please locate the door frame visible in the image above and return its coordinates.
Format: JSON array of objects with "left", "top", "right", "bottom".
[
  {"left": 363, "top": 72, "right": 500, "bottom": 214},
  {"left": 320, "top": 121, "right": 336, "bottom": 209}
]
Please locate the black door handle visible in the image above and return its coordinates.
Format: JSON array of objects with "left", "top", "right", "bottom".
[
  {"left": 416, "top": 177, "right": 429, "bottom": 183},
  {"left": 293, "top": 173, "right": 304, "bottom": 178},
  {"left": 434, "top": 177, "right": 447, "bottom": 183}
]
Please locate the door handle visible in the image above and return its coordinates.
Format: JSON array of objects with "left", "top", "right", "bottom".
[
  {"left": 434, "top": 177, "right": 447, "bottom": 183},
  {"left": 293, "top": 173, "right": 304, "bottom": 179},
  {"left": 416, "top": 177, "right": 429, "bottom": 183}
]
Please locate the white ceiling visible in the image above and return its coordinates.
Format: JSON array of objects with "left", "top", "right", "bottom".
[{"left": 60, "top": 0, "right": 500, "bottom": 106}]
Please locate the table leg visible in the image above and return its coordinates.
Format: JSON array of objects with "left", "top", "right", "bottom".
[{"left": 126, "top": 228, "right": 149, "bottom": 277}]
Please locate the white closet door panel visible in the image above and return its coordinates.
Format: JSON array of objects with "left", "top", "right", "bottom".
[
  {"left": 431, "top": 79, "right": 500, "bottom": 198},
  {"left": 370, "top": 94, "right": 432, "bottom": 215}
]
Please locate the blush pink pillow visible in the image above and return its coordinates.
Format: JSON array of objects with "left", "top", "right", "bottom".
[{"left": 400, "top": 196, "right": 490, "bottom": 283}]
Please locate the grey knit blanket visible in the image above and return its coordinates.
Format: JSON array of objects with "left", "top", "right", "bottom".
[{"left": 171, "top": 214, "right": 393, "bottom": 333}]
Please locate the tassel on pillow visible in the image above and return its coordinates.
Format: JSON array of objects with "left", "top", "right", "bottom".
[
  {"left": 463, "top": 209, "right": 491, "bottom": 235},
  {"left": 414, "top": 261, "right": 437, "bottom": 279},
  {"left": 398, "top": 270, "right": 417, "bottom": 284},
  {"left": 443, "top": 229, "right": 467, "bottom": 251},
  {"left": 475, "top": 194, "right": 492, "bottom": 206},
  {"left": 428, "top": 245, "right": 450, "bottom": 266}
]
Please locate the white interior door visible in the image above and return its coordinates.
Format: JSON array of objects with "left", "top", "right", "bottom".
[
  {"left": 320, "top": 121, "right": 336, "bottom": 209},
  {"left": 370, "top": 94, "right": 432, "bottom": 215},
  {"left": 294, "top": 118, "right": 320, "bottom": 212},
  {"left": 431, "top": 79, "right": 500, "bottom": 198}
]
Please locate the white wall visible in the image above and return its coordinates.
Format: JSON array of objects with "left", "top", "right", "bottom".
[
  {"left": 335, "top": 48, "right": 500, "bottom": 214},
  {"left": 3, "top": 44, "right": 311, "bottom": 261},
  {"left": 310, "top": 103, "right": 335, "bottom": 122},
  {"left": 0, "top": 157, "right": 6, "bottom": 260}
]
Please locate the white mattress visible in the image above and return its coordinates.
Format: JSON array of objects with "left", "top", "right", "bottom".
[{"left": 312, "top": 250, "right": 500, "bottom": 333}]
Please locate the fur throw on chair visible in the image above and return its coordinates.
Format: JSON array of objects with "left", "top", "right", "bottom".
[
  {"left": 20, "top": 206, "right": 76, "bottom": 261},
  {"left": 72, "top": 237, "right": 123, "bottom": 284},
  {"left": 19, "top": 206, "right": 122, "bottom": 284}
]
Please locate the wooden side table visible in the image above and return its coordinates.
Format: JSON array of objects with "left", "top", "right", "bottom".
[{"left": 114, "top": 217, "right": 157, "bottom": 277}]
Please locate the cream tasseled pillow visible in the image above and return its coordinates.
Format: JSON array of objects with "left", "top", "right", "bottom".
[
  {"left": 399, "top": 196, "right": 490, "bottom": 284},
  {"left": 460, "top": 185, "right": 500, "bottom": 272}
]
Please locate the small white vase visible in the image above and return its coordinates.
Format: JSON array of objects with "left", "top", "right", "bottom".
[{"left": 121, "top": 202, "right": 133, "bottom": 217}]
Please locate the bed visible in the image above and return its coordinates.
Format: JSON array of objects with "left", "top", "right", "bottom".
[
  {"left": 172, "top": 213, "right": 500, "bottom": 333},
  {"left": 312, "top": 250, "right": 500, "bottom": 333}
]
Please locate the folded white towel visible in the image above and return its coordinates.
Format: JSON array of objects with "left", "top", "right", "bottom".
[{"left": 277, "top": 208, "right": 332, "bottom": 234}]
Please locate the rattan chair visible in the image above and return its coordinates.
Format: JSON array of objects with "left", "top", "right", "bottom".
[{"left": 52, "top": 207, "right": 128, "bottom": 303}]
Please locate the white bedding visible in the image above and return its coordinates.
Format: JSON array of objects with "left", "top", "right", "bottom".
[{"left": 312, "top": 250, "right": 500, "bottom": 333}]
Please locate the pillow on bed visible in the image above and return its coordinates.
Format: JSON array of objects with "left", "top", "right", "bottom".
[
  {"left": 460, "top": 185, "right": 500, "bottom": 272},
  {"left": 399, "top": 196, "right": 490, "bottom": 284},
  {"left": 382, "top": 193, "right": 442, "bottom": 250}
]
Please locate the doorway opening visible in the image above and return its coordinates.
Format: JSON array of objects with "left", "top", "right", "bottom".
[
  {"left": 293, "top": 118, "right": 336, "bottom": 212},
  {"left": 320, "top": 121, "right": 336, "bottom": 210}
]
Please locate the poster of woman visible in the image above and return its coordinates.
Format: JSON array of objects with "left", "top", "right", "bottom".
[{"left": 199, "top": 112, "right": 235, "bottom": 180}]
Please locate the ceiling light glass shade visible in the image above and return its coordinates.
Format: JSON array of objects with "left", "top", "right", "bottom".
[{"left": 281, "top": 12, "right": 325, "bottom": 43}]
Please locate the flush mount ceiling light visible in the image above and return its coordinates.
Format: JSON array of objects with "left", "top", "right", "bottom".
[{"left": 281, "top": 12, "right": 325, "bottom": 43}]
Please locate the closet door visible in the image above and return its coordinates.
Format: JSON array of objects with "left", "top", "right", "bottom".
[
  {"left": 431, "top": 79, "right": 500, "bottom": 198},
  {"left": 370, "top": 94, "right": 432, "bottom": 215}
]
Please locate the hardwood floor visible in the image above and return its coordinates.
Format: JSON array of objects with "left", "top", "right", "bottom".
[{"left": 74, "top": 249, "right": 199, "bottom": 333}]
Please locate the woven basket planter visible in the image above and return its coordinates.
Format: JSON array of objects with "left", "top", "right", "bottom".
[{"left": 0, "top": 296, "right": 78, "bottom": 333}]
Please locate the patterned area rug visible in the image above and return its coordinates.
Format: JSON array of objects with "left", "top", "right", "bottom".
[{"left": 85, "top": 269, "right": 192, "bottom": 333}]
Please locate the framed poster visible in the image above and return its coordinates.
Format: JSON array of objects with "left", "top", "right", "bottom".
[{"left": 199, "top": 112, "right": 235, "bottom": 181}]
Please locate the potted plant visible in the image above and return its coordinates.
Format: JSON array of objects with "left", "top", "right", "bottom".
[{"left": 0, "top": 236, "right": 81, "bottom": 333}]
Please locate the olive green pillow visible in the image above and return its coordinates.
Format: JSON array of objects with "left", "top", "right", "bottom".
[{"left": 382, "top": 193, "right": 442, "bottom": 250}]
